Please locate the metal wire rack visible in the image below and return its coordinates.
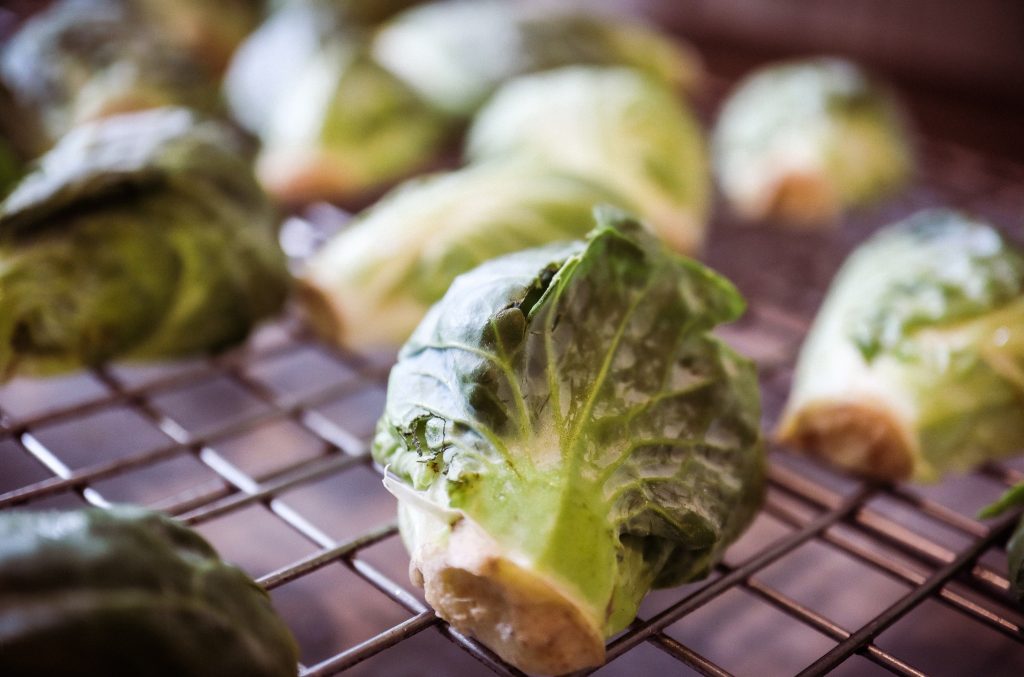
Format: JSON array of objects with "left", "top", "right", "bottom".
[{"left": 2, "top": 79, "right": 1024, "bottom": 677}]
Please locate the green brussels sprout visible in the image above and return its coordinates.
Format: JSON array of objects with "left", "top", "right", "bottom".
[
  {"left": 0, "top": 506, "right": 298, "bottom": 676},
  {"left": 225, "top": 1, "right": 341, "bottom": 136},
  {"left": 0, "top": 107, "right": 289, "bottom": 379},
  {"left": 979, "top": 484, "right": 1024, "bottom": 604},
  {"left": 254, "top": 40, "right": 450, "bottom": 204},
  {"left": 779, "top": 210, "right": 1024, "bottom": 482},
  {"left": 298, "top": 161, "right": 627, "bottom": 348},
  {"left": 373, "top": 0, "right": 702, "bottom": 116},
  {"left": 1, "top": 1, "right": 223, "bottom": 148},
  {"left": 712, "top": 57, "right": 913, "bottom": 225},
  {"left": 225, "top": 0, "right": 426, "bottom": 136},
  {"left": 467, "top": 66, "right": 710, "bottom": 254},
  {"left": 225, "top": 1, "right": 449, "bottom": 203},
  {"left": 229, "top": 0, "right": 699, "bottom": 203},
  {"left": 373, "top": 210, "right": 763, "bottom": 674}
]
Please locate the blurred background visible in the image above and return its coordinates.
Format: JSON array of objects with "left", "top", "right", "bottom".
[
  {"left": 3, "top": 0, "right": 1022, "bottom": 158},
  {"left": 555, "top": 0, "right": 1024, "bottom": 161}
]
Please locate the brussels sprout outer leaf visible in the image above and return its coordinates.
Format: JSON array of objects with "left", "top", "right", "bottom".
[
  {"left": 979, "top": 483, "right": 1024, "bottom": 520},
  {"left": 779, "top": 209, "right": 1024, "bottom": 482},
  {"left": 299, "top": 161, "right": 631, "bottom": 348},
  {"left": 0, "top": 108, "right": 262, "bottom": 236},
  {"left": 0, "top": 506, "right": 298, "bottom": 677},
  {"left": 373, "top": 210, "right": 764, "bottom": 673},
  {"left": 847, "top": 211, "right": 1024, "bottom": 361}
]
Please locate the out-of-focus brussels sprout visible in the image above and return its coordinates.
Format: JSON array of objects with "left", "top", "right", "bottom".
[
  {"left": 230, "top": 0, "right": 700, "bottom": 203},
  {"left": 0, "top": 108, "right": 288, "bottom": 378},
  {"left": 467, "top": 66, "right": 709, "bottom": 254},
  {"left": 226, "top": 0, "right": 448, "bottom": 203},
  {"left": 225, "top": 1, "right": 339, "bottom": 136},
  {"left": 712, "top": 58, "right": 913, "bottom": 225},
  {"left": 778, "top": 210, "right": 1024, "bottom": 482},
  {"left": 226, "top": 0, "right": 426, "bottom": 135},
  {"left": 0, "top": 506, "right": 298, "bottom": 676},
  {"left": 373, "top": 0, "right": 702, "bottom": 116},
  {"left": 1, "top": 1, "right": 221, "bottom": 147},
  {"left": 373, "top": 212, "right": 763, "bottom": 674},
  {"left": 299, "top": 161, "right": 626, "bottom": 348},
  {"left": 255, "top": 41, "right": 450, "bottom": 204}
]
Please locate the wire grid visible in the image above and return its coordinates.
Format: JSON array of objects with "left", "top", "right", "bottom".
[{"left": 2, "top": 107, "right": 1024, "bottom": 677}]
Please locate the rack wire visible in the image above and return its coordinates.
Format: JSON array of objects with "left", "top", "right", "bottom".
[{"left": 2, "top": 79, "right": 1024, "bottom": 677}]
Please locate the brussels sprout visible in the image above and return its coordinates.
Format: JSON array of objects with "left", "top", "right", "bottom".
[
  {"left": 373, "top": 210, "right": 763, "bottom": 674},
  {"left": 373, "top": 0, "right": 701, "bottom": 117},
  {"left": 254, "top": 40, "right": 450, "bottom": 203},
  {"left": 226, "top": 0, "right": 426, "bottom": 135},
  {"left": 778, "top": 210, "right": 1024, "bottom": 482},
  {"left": 0, "top": 506, "right": 298, "bottom": 676},
  {"left": 712, "top": 57, "right": 913, "bottom": 225},
  {"left": 979, "top": 484, "right": 1024, "bottom": 604},
  {"left": 0, "top": 1, "right": 222, "bottom": 148},
  {"left": 226, "top": 1, "right": 449, "bottom": 202},
  {"left": 0, "top": 108, "right": 289, "bottom": 378},
  {"left": 299, "top": 161, "right": 630, "bottom": 348},
  {"left": 467, "top": 66, "right": 709, "bottom": 254},
  {"left": 225, "top": 1, "right": 340, "bottom": 135},
  {"left": 230, "top": 0, "right": 699, "bottom": 203}
]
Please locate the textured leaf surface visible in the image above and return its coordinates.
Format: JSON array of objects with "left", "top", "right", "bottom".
[
  {"left": 466, "top": 66, "right": 709, "bottom": 254},
  {"left": 781, "top": 209, "right": 1024, "bottom": 482},
  {"left": 846, "top": 210, "right": 1024, "bottom": 360},
  {"left": 300, "top": 161, "right": 626, "bottom": 347},
  {"left": 0, "top": 109, "right": 288, "bottom": 378}
]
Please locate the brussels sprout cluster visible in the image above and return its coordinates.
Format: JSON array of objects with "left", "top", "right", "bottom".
[
  {"left": 8, "top": 0, "right": 1023, "bottom": 674},
  {"left": 226, "top": 0, "right": 702, "bottom": 204}
]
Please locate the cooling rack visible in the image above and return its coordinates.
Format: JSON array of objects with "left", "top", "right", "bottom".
[{"left": 2, "top": 80, "right": 1024, "bottom": 677}]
